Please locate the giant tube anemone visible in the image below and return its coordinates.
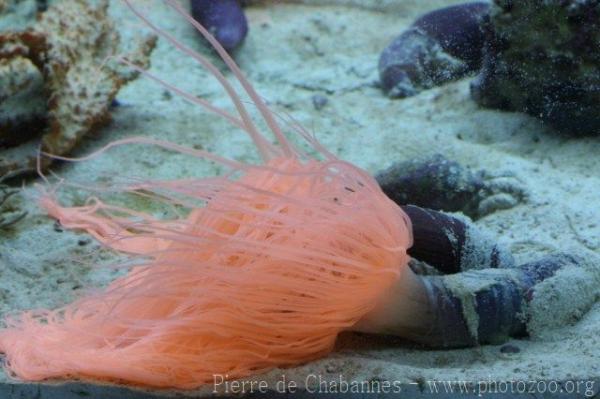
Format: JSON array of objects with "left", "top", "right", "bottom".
[{"left": 0, "top": 0, "right": 412, "bottom": 389}]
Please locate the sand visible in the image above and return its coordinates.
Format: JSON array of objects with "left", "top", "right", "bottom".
[{"left": 0, "top": 0, "right": 599, "bottom": 397}]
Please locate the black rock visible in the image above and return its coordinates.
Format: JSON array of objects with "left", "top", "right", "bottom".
[{"left": 471, "top": 0, "right": 600, "bottom": 135}]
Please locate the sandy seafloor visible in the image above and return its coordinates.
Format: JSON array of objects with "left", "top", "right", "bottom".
[{"left": 1, "top": 0, "right": 600, "bottom": 396}]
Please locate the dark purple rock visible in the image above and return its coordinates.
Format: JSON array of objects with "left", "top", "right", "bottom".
[
  {"left": 414, "top": 2, "right": 490, "bottom": 69},
  {"left": 375, "top": 154, "right": 485, "bottom": 216},
  {"left": 375, "top": 154, "right": 526, "bottom": 219},
  {"left": 417, "top": 253, "right": 584, "bottom": 348},
  {"left": 401, "top": 205, "right": 515, "bottom": 275},
  {"left": 379, "top": 2, "right": 490, "bottom": 98},
  {"left": 190, "top": 0, "right": 248, "bottom": 52}
]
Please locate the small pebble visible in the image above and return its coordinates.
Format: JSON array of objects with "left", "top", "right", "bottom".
[
  {"left": 311, "top": 94, "right": 328, "bottom": 110},
  {"left": 500, "top": 344, "right": 521, "bottom": 354},
  {"left": 53, "top": 221, "right": 63, "bottom": 232},
  {"left": 379, "top": 2, "right": 489, "bottom": 98}
]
